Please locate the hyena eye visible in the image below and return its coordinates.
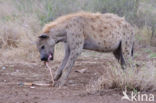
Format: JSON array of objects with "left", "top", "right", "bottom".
[{"left": 41, "top": 45, "right": 45, "bottom": 49}]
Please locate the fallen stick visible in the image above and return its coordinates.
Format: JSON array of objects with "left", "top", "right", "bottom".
[
  {"left": 19, "top": 56, "right": 54, "bottom": 87},
  {"left": 19, "top": 81, "right": 52, "bottom": 87},
  {"left": 20, "top": 62, "right": 55, "bottom": 87}
]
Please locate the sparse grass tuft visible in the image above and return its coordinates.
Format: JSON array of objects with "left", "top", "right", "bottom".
[
  {"left": 0, "top": 14, "right": 41, "bottom": 62},
  {"left": 86, "top": 60, "right": 156, "bottom": 93},
  {"left": 0, "top": 22, "right": 21, "bottom": 48}
]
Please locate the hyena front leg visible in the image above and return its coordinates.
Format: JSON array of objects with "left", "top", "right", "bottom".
[
  {"left": 57, "top": 51, "right": 81, "bottom": 86},
  {"left": 57, "top": 34, "right": 84, "bottom": 86},
  {"left": 58, "top": 46, "right": 83, "bottom": 86},
  {"left": 54, "top": 43, "right": 70, "bottom": 81}
]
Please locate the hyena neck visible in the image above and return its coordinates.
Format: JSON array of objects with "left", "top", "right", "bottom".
[{"left": 50, "top": 26, "right": 67, "bottom": 43}]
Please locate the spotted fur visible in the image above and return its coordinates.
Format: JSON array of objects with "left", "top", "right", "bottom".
[{"left": 36, "top": 11, "right": 135, "bottom": 86}]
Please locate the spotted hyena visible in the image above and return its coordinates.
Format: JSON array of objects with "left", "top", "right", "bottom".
[{"left": 36, "top": 11, "right": 134, "bottom": 86}]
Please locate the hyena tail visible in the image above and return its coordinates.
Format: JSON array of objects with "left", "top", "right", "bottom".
[
  {"left": 113, "top": 41, "right": 126, "bottom": 69},
  {"left": 131, "top": 42, "right": 134, "bottom": 57},
  {"left": 113, "top": 41, "right": 122, "bottom": 61}
]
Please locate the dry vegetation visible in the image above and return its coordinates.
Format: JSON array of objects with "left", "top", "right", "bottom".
[
  {"left": 86, "top": 59, "right": 156, "bottom": 93},
  {"left": 0, "top": 0, "right": 156, "bottom": 94}
]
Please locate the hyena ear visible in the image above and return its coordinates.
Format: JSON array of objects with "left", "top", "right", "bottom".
[{"left": 39, "top": 34, "right": 49, "bottom": 39}]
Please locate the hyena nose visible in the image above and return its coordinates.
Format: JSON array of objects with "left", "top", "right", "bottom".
[{"left": 41, "top": 56, "right": 48, "bottom": 61}]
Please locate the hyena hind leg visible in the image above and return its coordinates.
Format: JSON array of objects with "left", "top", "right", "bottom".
[
  {"left": 121, "top": 40, "right": 133, "bottom": 69},
  {"left": 113, "top": 41, "right": 126, "bottom": 69}
]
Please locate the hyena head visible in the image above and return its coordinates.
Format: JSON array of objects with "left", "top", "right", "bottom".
[{"left": 36, "top": 34, "right": 55, "bottom": 62}]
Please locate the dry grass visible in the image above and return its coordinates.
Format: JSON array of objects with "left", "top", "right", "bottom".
[
  {"left": 86, "top": 59, "right": 156, "bottom": 93},
  {"left": 135, "top": 26, "right": 153, "bottom": 46},
  {"left": 0, "top": 0, "right": 68, "bottom": 63},
  {"left": 0, "top": 15, "right": 40, "bottom": 62}
]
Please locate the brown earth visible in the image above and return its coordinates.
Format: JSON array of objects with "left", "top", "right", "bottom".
[{"left": 0, "top": 47, "right": 156, "bottom": 103}]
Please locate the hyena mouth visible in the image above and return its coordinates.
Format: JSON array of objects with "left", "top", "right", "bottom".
[
  {"left": 44, "top": 53, "right": 53, "bottom": 64},
  {"left": 48, "top": 53, "right": 53, "bottom": 61}
]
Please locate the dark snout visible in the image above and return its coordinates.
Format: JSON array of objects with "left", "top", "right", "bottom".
[
  {"left": 40, "top": 54, "right": 48, "bottom": 61},
  {"left": 40, "top": 54, "right": 53, "bottom": 61}
]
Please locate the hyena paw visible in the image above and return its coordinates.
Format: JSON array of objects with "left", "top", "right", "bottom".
[
  {"left": 54, "top": 72, "right": 62, "bottom": 81},
  {"left": 53, "top": 79, "right": 66, "bottom": 88}
]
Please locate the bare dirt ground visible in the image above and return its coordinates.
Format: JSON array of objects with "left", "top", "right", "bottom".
[{"left": 0, "top": 47, "right": 156, "bottom": 103}]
